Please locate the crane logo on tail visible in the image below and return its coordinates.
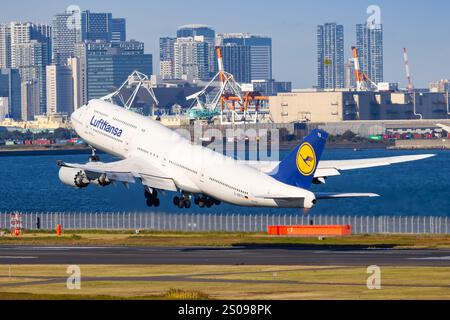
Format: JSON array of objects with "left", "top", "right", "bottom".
[{"left": 296, "top": 143, "right": 317, "bottom": 176}]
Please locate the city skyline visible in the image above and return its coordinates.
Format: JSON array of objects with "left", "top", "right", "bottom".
[{"left": 0, "top": 0, "right": 449, "bottom": 88}]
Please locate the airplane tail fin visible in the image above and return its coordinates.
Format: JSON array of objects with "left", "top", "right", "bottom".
[{"left": 270, "top": 129, "right": 328, "bottom": 189}]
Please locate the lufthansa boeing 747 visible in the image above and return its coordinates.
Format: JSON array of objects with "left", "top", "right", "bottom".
[{"left": 58, "top": 99, "right": 434, "bottom": 211}]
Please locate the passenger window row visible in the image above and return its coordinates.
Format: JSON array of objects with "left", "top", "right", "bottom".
[
  {"left": 93, "top": 128, "right": 123, "bottom": 143},
  {"left": 209, "top": 177, "right": 249, "bottom": 195},
  {"left": 113, "top": 117, "right": 138, "bottom": 129},
  {"left": 169, "top": 160, "right": 198, "bottom": 175},
  {"left": 94, "top": 110, "right": 109, "bottom": 117}
]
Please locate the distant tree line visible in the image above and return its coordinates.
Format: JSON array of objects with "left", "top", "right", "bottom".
[{"left": 0, "top": 128, "right": 76, "bottom": 141}]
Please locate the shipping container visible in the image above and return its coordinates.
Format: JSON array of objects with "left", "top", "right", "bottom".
[{"left": 268, "top": 225, "right": 352, "bottom": 237}]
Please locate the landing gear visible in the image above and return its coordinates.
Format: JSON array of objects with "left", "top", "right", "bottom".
[
  {"left": 174, "top": 194, "right": 192, "bottom": 209},
  {"left": 89, "top": 148, "right": 100, "bottom": 162},
  {"left": 194, "top": 196, "right": 221, "bottom": 208},
  {"left": 145, "top": 188, "right": 160, "bottom": 207}
]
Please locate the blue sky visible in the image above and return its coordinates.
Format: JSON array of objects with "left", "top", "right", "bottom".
[{"left": 1, "top": 0, "right": 450, "bottom": 88}]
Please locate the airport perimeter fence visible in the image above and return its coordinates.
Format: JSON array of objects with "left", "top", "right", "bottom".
[{"left": 0, "top": 212, "right": 449, "bottom": 235}]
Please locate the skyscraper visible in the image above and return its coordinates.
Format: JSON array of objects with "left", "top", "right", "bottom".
[
  {"left": 21, "top": 79, "right": 40, "bottom": 121},
  {"left": 84, "top": 11, "right": 112, "bottom": 41},
  {"left": 356, "top": 23, "right": 384, "bottom": 84},
  {"left": 32, "top": 24, "right": 52, "bottom": 65},
  {"left": 52, "top": 9, "right": 119, "bottom": 65},
  {"left": 0, "top": 24, "right": 11, "bottom": 69},
  {"left": 316, "top": 23, "right": 344, "bottom": 90},
  {"left": 9, "top": 22, "right": 32, "bottom": 68},
  {"left": 6, "top": 22, "right": 51, "bottom": 115},
  {"left": 111, "top": 18, "right": 126, "bottom": 42},
  {"left": 219, "top": 43, "right": 251, "bottom": 83},
  {"left": 14, "top": 40, "right": 48, "bottom": 114},
  {"left": 159, "top": 37, "right": 176, "bottom": 79},
  {"left": 0, "top": 68, "right": 21, "bottom": 120},
  {"left": 52, "top": 9, "right": 86, "bottom": 66},
  {"left": 219, "top": 33, "right": 272, "bottom": 81},
  {"left": 173, "top": 37, "right": 209, "bottom": 80},
  {"left": 46, "top": 64, "right": 73, "bottom": 115},
  {"left": 177, "top": 25, "right": 216, "bottom": 76},
  {"left": 76, "top": 40, "right": 152, "bottom": 100},
  {"left": 67, "top": 57, "right": 87, "bottom": 111}
]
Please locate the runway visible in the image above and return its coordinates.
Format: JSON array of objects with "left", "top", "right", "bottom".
[{"left": 1, "top": 246, "right": 450, "bottom": 266}]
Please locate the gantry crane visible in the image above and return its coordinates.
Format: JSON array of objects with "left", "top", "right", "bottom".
[
  {"left": 352, "top": 47, "right": 378, "bottom": 91},
  {"left": 187, "top": 47, "right": 268, "bottom": 124}
]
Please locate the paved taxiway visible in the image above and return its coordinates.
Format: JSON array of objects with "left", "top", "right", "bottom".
[{"left": 1, "top": 246, "right": 450, "bottom": 266}]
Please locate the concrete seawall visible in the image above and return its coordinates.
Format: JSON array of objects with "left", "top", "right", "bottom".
[{"left": 391, "top": 139, "right": 450, "bottom": 150}]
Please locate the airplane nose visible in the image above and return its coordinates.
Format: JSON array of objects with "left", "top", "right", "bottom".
[{"left": 71, "top": 105, "right": 86, "bottom": 123}]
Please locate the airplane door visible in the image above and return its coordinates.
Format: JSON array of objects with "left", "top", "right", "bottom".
[{"left": 162, "top": 152, "right": 168, "bottom": 167}]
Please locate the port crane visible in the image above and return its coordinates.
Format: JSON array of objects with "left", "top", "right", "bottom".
[
  {"left": 187, "top": 47, "right": 269, "bottom": 124},
  {"left": 101, "top": 70, "right": 159, "bottom": 114},
  {"left": 352, "top": 46, "right": 378, "bottom": 91}
]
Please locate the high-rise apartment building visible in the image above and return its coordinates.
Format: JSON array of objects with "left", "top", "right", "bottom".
[
  {"left": 177, "top": 25, "right": 216, "bottom": 76},
  {"left": 173, "top": 37, "right": 209, "bottom": 80},
  {"left": 316, "top": 23, "right": 344, "bottom": 89},
  {"left": 0, "top": 22, "right": 51, "bottom": 116},
  {"left": 0, "top": 24, "right": 11, "bottom": 69},
  {"left": 356, "top": 23, "right": 384, "bottom": 84},
  {"left": 159, "top": 37, "right": 176, "bottom": 79}
]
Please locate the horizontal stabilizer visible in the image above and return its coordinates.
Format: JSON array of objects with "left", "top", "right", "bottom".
[{"left": 316, "top": 193, "right": 380, "bottom": 200}]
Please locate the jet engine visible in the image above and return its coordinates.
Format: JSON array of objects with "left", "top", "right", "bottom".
[{"left": 58, "top": 167, "right": 90, "bottom": 189}]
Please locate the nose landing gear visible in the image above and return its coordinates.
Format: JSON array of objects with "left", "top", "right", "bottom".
[{"left": 88, "top": 148, "right": 101, "bottom": 163}]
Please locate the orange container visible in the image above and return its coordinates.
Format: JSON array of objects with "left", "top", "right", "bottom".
[{"left": 268, "top": 225, "right": 352, "bottom": 237}]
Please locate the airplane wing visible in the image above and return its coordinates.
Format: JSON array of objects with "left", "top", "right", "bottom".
[
  {"left": 245, "top": 154, "right": 435, "bottom": 180},
  {"left": 57, "top": 157, "right": 178, "bottom": 192},
  {"left": 314, "top": 154, "right": 436, "bottom": 180}
]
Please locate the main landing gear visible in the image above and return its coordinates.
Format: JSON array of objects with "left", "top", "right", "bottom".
[
  {"left": 172, "top": 193, "right": 222, "bottom": 209},
  {"left": 173, "top": 194, "right": 191, "bottom": 209},
  {"left": 145, "top": 187, "right": 160, "bottom": 207},
  {"left": 194, "top": 196, "right": 221, "bottom": 209}
]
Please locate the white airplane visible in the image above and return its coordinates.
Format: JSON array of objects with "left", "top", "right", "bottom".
[{"left": 58, "top": 99, "right": 435, "bottom": 211}]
